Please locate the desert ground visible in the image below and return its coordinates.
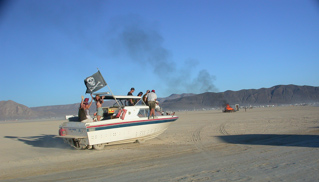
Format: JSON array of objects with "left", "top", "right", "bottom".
[{"left": 0, "top": 106, "right": 319, "bottom": 181}]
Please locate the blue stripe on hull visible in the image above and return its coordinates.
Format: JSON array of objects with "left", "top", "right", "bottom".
[{"left": 87, "top": 118, "right": 176, "bottom": 132}]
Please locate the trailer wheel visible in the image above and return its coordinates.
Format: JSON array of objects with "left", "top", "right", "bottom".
[
  {"left": 93, "top": 144, "right": 105, "bottom": 150},
  {"left": 73, "top": 139, "right": 87, "bottom": 150}
]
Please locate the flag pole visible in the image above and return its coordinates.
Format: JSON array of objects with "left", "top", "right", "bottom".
[{"left": 97, "top": 68, "right": 121, "bottom": 108}]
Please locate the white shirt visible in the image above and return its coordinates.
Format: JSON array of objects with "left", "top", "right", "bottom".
[{"left": 147, "top": 92, "right": 157, "bottom": 102}]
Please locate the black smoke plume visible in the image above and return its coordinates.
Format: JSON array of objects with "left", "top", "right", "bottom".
[{"left": 107, "top": 15, "right": 218, "bottom": 95}]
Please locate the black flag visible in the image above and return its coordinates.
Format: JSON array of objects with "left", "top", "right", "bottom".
[{"left": 84, "top": 71, "right": 107, "bottom": 93}]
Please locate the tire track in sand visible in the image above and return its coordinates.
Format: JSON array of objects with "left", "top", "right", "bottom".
[
  {"left": 192, "top": 125, "right": 205, "bottom": 151},
  {"left": 192, "top": 122, "right": 230, "bottom": 155},
  {"left": 219, "top": 123, "right": 229, "bottom": 136},
  {"left": 191, "top": 123, "right": 224, "bottom": 161}
]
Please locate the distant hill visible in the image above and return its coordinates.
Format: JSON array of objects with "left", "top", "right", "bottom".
[
  {"left": 223, "top": 85, "right": 318, "bottom": 105},
  {"left": 31, "top": 103, "right": 80, "bottom": 119},
  {"left": 0, "top": 85, "right": 318, "bottom": 121},
  {"left": 0, "top": 100, "right": 38, "bottom": 120},
  {"left": 160, "top": 85, "right": 319, "bottom": 110},
  {"left": 31, "top": 100, "right": 117, "bottom": 119},
  {"left": 157, "top": 93, "right": 195, "bottom": 103}
]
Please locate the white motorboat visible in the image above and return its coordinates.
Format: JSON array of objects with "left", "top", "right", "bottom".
[{"left": 58, "top": 93, "right": 178, "bottom": 150}]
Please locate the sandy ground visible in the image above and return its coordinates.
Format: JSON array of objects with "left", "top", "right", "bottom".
[{"left": 0, "top": 106, "right": 319, "bottom": 181}]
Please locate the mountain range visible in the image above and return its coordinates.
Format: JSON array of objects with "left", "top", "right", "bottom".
[
  {"left": 0, "top": 84, "right": 318, "bottom": 121},
  {"left": 160, "top": 84, "right": 319, "bottom": 110}
]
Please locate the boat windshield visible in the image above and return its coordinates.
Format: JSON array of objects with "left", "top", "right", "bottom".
[
  {"left": 93, "top": 93, "right": 147, "bottom": 107},
  {"left": 134, "top": 99, "right": 146, "bottom": 106},
  {"left": 111, "top": 98, "right": 146, "bottom": 107},
  {"left": 112, "top": 100, "right": 125, "bottom": 107},
  {"left": 138, "top": 108, "right": 149, "bottom": 118}
]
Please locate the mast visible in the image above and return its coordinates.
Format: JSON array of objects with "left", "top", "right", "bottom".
[{"left": 97, "top": 68, "right": 122, "bottom": 108}]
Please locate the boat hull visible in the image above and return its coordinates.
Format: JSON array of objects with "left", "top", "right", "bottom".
[{"left": 58, "top": 116, "right": 178, "bottom": 149}]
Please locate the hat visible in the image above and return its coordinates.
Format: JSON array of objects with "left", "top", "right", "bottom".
[
  {"left": 84, "top": 98, "right": 89, "bottom": 103},
  {"left": 138, "top": 92, "right": 143, "bottom": 96},
  {"left": 152, "top": 90, "right": 155, "bottom": 93}
]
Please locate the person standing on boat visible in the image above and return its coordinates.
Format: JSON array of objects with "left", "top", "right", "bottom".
[
  {"left": 127, "top": 87, "right": 135, "bottom": 106},
  {"left": 95, "top": 94, "right": 105, "bottom": 121},
  {"left": 147, "top": 90, "right": 157, "bottom": 119},
  {"left": 84, "top": 94, "right": 94, "bottom": 120},
  {"left": 79, "top": 94, "right": 93, "bottom": 122},
  {"left": 78, "top": 96, "right": 87, "bottom": 122},
  {"left": 143, "top": 90, "right": 150, "bottom": 105}
]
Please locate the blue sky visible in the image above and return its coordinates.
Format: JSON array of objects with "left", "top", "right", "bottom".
[{"left": 1, "top": 0, "right": 318, "bottom": 107}]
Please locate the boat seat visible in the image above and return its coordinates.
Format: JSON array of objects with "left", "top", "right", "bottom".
[{"left": 101, "top": 107, "right": 120, "bottom": 119}]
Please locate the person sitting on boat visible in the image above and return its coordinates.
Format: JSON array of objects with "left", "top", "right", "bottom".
[
  {"left": 147, "top": 90, "right": 157, "bottom": 119},
  {"left": 137, "top": 91, "right": 143, "bottom": 97},
  {"left": 143, "top": 90, "right": 150, "bottom": 106},
  {"left": 127, "top": 87, "right": 135, "bottom": 106},
  {"left": 79, "top": 94, "right": 94, "bottom": 122},
  {"left": 94, "top": 94, "right": 105, "bottom": 121}
]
